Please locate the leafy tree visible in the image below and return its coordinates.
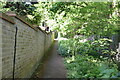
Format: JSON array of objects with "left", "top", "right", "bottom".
[
  {"left": 48, "top": 2, "right": 120, "bottom": 38},
  {"left": 3, "top": 2, "right": 37, "bottom": 15},
  {"left": 1, "top": 1, "right": 119, "bottom": 36}
]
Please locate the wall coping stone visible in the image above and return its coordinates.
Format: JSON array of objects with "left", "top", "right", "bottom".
[
  {"left": 8, "top": 14, "right": 38, "bottom": 31},
  {"left": 0, "top": 12, "right": 52, "bottom": 35},
  {"left": 5, "top": 12, "right": 50, "bottom": 34},
  {"left": 33, "top": 25, "right": 47, "bottom": 34},
  {"left": 0, "top": 13, "right": 15, "bottom": 24}
]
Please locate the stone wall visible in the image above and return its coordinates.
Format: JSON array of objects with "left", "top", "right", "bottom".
[{"left": 0, "top": 13, "right": 54, "bottom": 78}]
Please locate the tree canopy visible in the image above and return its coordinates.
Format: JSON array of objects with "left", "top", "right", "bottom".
[
  {"left": 48, "top": 2, "right": 120, "bottom": 37},
  {"left": 0, "top": 1, "right": 120, "bottom": 38}
]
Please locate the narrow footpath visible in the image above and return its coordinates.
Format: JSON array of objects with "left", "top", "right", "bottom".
[{"left": 32, "top": 41, "right": 67, "bottom": 78}]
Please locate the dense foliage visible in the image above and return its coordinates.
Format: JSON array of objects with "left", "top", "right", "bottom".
[
  {"left": 3, "top": 2, "right": 37, "bottom": 15},
  {"left": 1, "top": 2, "right": 119, "bottom": 36},
  {"left": 58, "top": 38, "right": 114, "bottom": 57},
  {"left": 65, "top": 54, "right": 119, "bottom": 78},
  {"left": 0, "top": 2, "right": 41, "bottom": 25},
  {"left": 58, "top": 39, "right": 119, "bottom": 78},
  {"left": 49, "top": 2, "right": 120, "bottom": 37}
]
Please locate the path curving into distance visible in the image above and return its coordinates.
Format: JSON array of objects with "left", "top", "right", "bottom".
[{"left": 32, "top": 41, "right": 67, "bottom": 78}]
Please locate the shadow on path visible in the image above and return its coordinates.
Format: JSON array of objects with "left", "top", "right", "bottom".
[{"left": 32, "top": 41, "right": 67, "bottom": 78}]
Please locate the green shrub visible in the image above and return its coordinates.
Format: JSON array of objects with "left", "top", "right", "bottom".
[
  {"left": 64, "top": 54, "right": 119, "bottom": 78},
  {"left": 58, "top": 38, "right": 119, "bottom": 78},
  {"left": 58, "top": 39, "right": 76, "bottom": 56},
  {"left": 58, "top": 40, "right": 71, "bottom": 56},
  {"left": 58, "top": 38, "right": 113, "bottom": 58},
  {"left": 90, "top": 38, "right": 113, "bottom": 56}
]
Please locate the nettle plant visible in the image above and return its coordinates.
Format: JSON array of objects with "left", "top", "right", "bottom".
[{"left": 90, "top": 38, "right": 113, "bottom": 57}]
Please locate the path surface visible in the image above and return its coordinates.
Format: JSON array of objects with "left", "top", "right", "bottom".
[{"left": 32, "top": 41, "right": 67, "bottom": 78}]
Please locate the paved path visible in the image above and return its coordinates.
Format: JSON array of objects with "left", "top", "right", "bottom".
[{"left": 32, "top": 41, "right": 67, "bottom": 78}]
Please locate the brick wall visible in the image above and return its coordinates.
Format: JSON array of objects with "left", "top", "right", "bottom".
[
  {"left": 2, "top": 16, "right": 15, "bottom": 78},
  {"left": 0, "top": 13, "right": 54, "bottom": 78},
  {"left": 0, "top": 16, "right": 2, "bottom": 79}
]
